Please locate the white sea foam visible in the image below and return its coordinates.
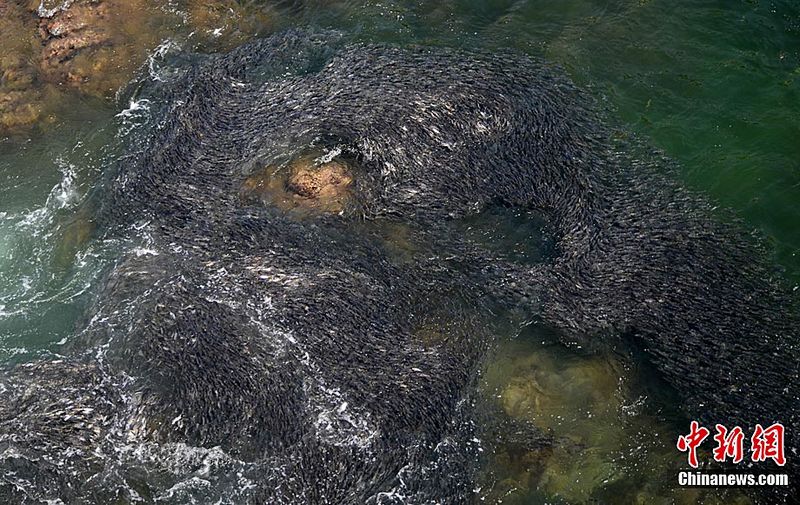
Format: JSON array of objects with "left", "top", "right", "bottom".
[
  {"left": 148, "top": 39, "right": 184, "bottom": 83},
  {"left": 309, "top": 383, "right": 379, "bottom": 450}
]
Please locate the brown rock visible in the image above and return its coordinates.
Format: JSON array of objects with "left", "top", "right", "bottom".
[
  {"left": 241, "top": 154, "right": 356, "bottom": 215},
  {"left": 1, "top": 0, "right": 279, "bottom": 133},
  {"left": 0, "top": 1, "right": 48, "bottom": 133},
  {"left": 286, "top": 160, "right": 353, "bottom": 200},
  {"left": 36, "top": 0, "right": 174, "bottom": 98},
  {"left": 0, "top": 91, "right": 41, "bottom": 131}
]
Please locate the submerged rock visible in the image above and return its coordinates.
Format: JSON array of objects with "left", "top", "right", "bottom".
[
  {"left": 52, "top": 205, "right": 95, "bottom": 269},
  {"left": 1, "top": 0, "right": 171, "bottom": 133},
  {"left": 499, "top": 352, "right": 621, "bottom": 433},
  {"left": 485, "top": 341, "right": 758, "bottom": 503},
  {"left": 0, "top": 1, "right": 51, "bottom": 132},
  {"left": 485, "top": 347, "right": 625, "bottom": 501},
  {"left": 1, "top": 0, "right": 280, "bottom": 134},
  {"left": 240, "top": 153, "right": 355, "bottom": 214},
  {"left": 0, "top": 88, "right": 43, "bottom": 133},
  {"left": 36, "top": 0, "right": 174, "bottom": 98}
]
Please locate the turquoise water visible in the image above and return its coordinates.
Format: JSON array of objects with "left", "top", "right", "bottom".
[
  {"left": 1, "top": 1, "right": 798, "bottom": 502},
  {"left": 0, "top": 105, "right": 120, "bottom": 361}
]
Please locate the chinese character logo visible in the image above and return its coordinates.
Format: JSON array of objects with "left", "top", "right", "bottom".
[
  {"left": 677, "top": 420, "right": 710, "bottom": 468},
  {"left": 677, "top": 421, "right": 786, "bottom": 467},
  {"left": 751, "top": 423, "right": 786, "bottom": 466},
  {"left": 712, "top": 424, "right": 744, "bottom": 464}
]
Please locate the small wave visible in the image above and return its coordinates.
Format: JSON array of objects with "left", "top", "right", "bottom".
[
  {"left": 147, "top": 40, "right": 185, "bottom": 83},
  {"left": 309, "top": 382, "right": 380, "bottom": 450},
  {"left": 116, "top": 99, "right": 153, "bottom": 137}
]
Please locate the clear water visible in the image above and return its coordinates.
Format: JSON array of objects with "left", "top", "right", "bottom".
[{"left": 1, "top": 0, "right": 797, "bottom": 503}]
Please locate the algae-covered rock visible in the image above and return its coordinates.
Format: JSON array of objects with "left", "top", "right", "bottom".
[
  {"left": 2, "top": 0, "right": 170, "bottom": 133},
  {"left": 538, "top": 445, "right": 620, "bottom": 502},
  {"left": 498, "top": 350, "right": 621, "bottom": 437},
  {"left": 0, "top": 90, "right": 43, "bottom": 133},
  {"left": 36, "top": 0, "right": 177, "bottom": 99},
  {"left": 494, "top": 350, "right": 627, "bottom": 502},
  {"left": 240, "top": 153, "right": 356, "bottom": 214},
  {"left": 53, "top": 206, "right": 95, "bottom": 270},
  {"left": 486, "top": 445, "right": 553, "bottom": 503},
  {"left": 0, "top": 1, "right": 50, "bottom": 132},
  {"left": 2, "top": 0, "right": 280, "bottom": 134},
  {"left": 484, "top": 339, "right": 760, "bottom": 504},
  {"left": 482, "top": 341, "right": 643, "bottom": 501}
]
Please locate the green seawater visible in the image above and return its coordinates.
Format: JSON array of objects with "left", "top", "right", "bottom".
[{"left": 0, "top": 1, "right": 797, "bottom": 503}]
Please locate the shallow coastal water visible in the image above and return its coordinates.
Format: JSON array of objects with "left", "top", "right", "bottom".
[{"left": 0, "top": 0, "right": 798, "bottom": 503}]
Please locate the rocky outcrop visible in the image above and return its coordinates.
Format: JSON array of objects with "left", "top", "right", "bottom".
[
  {"left": 0, "top": 0, "right": 49, "bottom": 132},
  {"left": 0, "top": 0, "right": 279, "bottom": 135}
]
